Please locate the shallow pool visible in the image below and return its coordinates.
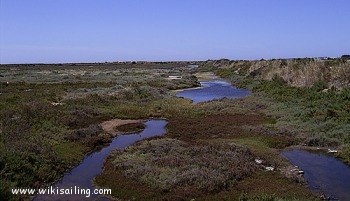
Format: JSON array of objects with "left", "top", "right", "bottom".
[
  {"left": 176, "top": 80, "right": 251, "bottom": 103},
  {"left": 282, "top": 149, "right": 350, "bottom": 200}
]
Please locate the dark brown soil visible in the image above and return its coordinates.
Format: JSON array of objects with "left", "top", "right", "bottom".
[{"left": 116, "top": 122, "right": 146, "bottom": 133}]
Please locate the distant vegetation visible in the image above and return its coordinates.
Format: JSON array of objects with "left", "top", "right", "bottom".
[{"left": 341, "top": 55, "right": 350, "bottom": 59}]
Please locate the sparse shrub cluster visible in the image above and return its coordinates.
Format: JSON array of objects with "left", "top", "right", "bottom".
[{"left": 111, "top": 138, "right": 257, "bottom": 192}]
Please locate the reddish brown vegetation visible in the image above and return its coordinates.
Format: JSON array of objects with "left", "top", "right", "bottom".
[{"left": 166, "top": 114, "right": 268, "bottom": 141}]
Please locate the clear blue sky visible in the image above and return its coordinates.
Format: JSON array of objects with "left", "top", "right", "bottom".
[{"left": 1, "top": 0, "right": 349, "bottom": 64}]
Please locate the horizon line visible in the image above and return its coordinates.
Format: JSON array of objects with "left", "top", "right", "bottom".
[{"left": 1, "top": 56, "right": 347, "bottom": 65}]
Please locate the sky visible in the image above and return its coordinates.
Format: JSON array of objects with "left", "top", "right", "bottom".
[{"left": 1, "top": 0, "right": 350, "bottom": 64}]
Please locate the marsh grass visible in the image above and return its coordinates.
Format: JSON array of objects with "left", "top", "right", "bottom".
[
  {"left": 0, "top": 64, "right": 200, "bottom": 200},
  {"left": 112, "top": 138, "right": 256, "bottom": 192},
  {"left": 96, "top": 140, "right": 317, "bottom": 201},
  {"left": 0, "top": 62, "right": 333, "bottom": 200},
  {"left": 166, "top": 113, "right": 269, "bottom": 142},
  {"left": 53, "top": 142, "right": 89, "bottom": 165}
]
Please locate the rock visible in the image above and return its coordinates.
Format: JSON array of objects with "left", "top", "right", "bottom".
[
  {"left": 167, "top": 75, "right": 182, "bottom": 80},
  {"left": 255, "top": 159, "right": 263, "bottom": 164},
  {"left": 51, "top": 102, "right": 64, "bottom": 106},
  {"left": 265, "top": 166, "right": 274, "bottom": 171},
  {"left": 290, "top": 166, "right": 304, "bottom": 175},
  {"left": 328, "top": 149, "right": 338, "bottom": 153}
]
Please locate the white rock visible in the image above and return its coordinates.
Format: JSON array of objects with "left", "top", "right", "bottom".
[
  {"left": 328, "top": 149, "right": 338, "bottom": 153},
  {"left": 255, "top": 159, "right": 263, "bottom": 164},
  {"left": 167, "top": 75, "right": 182, "bottom": 80},
  {"left": 265, "top": 166, "right": 274, "bottom": 171},
  {"left": 51, "top": 102, "right": 64, "bottom": 106}
]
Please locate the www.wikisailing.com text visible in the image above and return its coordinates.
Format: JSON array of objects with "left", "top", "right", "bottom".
[{"left": 12, "top": 186, "right": 111, "bottom": 198}]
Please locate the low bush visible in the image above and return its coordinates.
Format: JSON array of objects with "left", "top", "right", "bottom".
[{"left": 111, "top": 138, "right": 257, "bottom": 193}]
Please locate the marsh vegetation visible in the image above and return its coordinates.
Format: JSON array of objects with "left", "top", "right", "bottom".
[{"left": 1, "top": 60, "right": 349, "bottom": 200}]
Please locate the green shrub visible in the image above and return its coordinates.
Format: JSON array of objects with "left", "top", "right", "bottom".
[{"left": 310, "top": 80, "right": 328, "bottom": 92}]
